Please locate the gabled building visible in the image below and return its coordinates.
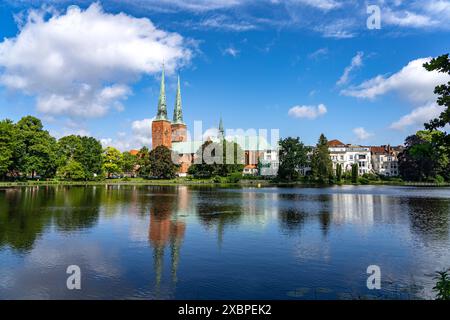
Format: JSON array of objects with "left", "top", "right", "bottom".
[{"left": 370, "top": 145, "right": 401, "bottom": 177}]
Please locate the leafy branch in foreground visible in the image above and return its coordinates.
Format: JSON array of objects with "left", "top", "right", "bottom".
[{"left": 433, "top": 269, "right": 450, "bottom": 300}]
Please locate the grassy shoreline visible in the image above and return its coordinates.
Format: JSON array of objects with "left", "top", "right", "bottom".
[{"left": 1, "top": 178, "right": 449, "bottom": 188}]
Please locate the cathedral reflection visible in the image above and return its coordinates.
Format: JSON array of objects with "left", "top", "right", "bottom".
[{"left": 148, "top": 187, "right": 187, "bottom": 295}]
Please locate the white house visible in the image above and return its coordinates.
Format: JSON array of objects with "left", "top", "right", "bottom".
[{"left": 371, "top": 145, "right": 401, "bottom": 177}]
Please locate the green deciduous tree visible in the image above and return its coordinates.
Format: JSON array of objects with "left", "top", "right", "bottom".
[
  {"left": 189, "top": 140, "right": 245, "bottom": 177},
  {"left": 148, "top": 145, "right": 178, "bottom": 179},
  {"left": 122, "top": 151, "right": 137, "bottom": 175},
  {"left": 58, "top": 159, "right": 86, "bottom": 181},
  {"left": 58, "top": 135, "right": 103, "bottom": 180},
  {"left": 277, "top": 137, "right": 309, "bottom": 181},
  {"left": 137, "top": 146, "right": 151, "bottom": 177},
  {"left": 351, "top": 163, "right": 359, "bottom": 184},
  {"left": 311, "top": 134, "right": 333, "bottom": 183},
  {"left": 79, "top": 136, "right": 103, "bottom": 179},
  {"left": 0, "top": 120, "right": 15, "bottom": 179},
  {"left": 336, "top": 163, "right": 342, "bottom": 182},
  {"left": 103, "top": 147, "right": 123, "bottom": 178},
  {"left": 398, "top": 130, "right": 448, "bottom": 181},
  {"left": 423, "top": 54, "right": 450, "bottom": 149},
  {"left": 14, "top": 116, "right": 58, "bottom": 179}
]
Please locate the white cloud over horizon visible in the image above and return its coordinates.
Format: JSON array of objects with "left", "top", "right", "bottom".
[
  {"left": 353, "top": 127, "right": 373, "bottom": 141},
  {"left": 101, "top": 118, "right": 154, "bottom": 151},
  {"left": 342, "top": 57, "right": 450, "bottom": 132},
  {"left": 288, "top": 104, "right": 327, "bottom": 120},
  {"left": 390, "top": 103, "right": 444, "bottom": 131},
  {"left": 0, "top": 3, "right": 193, "bottom": 119}
]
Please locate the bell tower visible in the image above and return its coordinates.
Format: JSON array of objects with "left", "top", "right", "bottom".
[
  {"left": 152, "top": 66, "right": 172, "bottom": 149},
  {"left": 171, "top": 75, "right": 187, "bottom": 143}
]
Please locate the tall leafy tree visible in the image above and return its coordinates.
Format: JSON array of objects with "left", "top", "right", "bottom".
[
  {"left": 79, "top": 136, "right": 103, "bottom": 179},
  {"left": 398, "top": 130, "right": 448, "bottom": 181},
  {"left": 0, "top": 119, "right": 15, "bottom": 179},
  {"left": 336, "top": 163, "right": 342, "bottom": 182},
  {"left": 14, "top": 116, "right": 58, "bottom": 178},
  {"left": 103, "top": 147, "right": 123, "bottom": 178},
  {"left": 311, "top": 134, "right": 333, "bottom": 183},
  {"left": 277, "top": 137, "right": 309, "bottom": 181},
  {"left": 148, "top": 145, "right": 178, "bottom": 179},
  {"left": 423, "top": 54, "right": 450, "bottom": 149},
  {"left": 122, "top": 151, "right": 137, "bottom": 175},
  {"left": 351, "top": 163, "right": 359, "bottom": 184},
  {"left": 137, "top": 146, "right": 151, "bottom": 177}
]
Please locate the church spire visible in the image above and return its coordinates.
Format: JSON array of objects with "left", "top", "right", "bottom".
[
  {"left": 218, "top": 117, "right": 224, "bottom": 138},
  {"left": 173, "top": 75, "right": 184, "bottom": 124},
  {"left": 156, "top": 65, "right": 168, "bottom": 121}
]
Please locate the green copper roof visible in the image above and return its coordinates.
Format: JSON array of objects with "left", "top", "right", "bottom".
[
  {"left": 173, "top": 75, "right": 184, "bottom": 124},
  {"left": 156, "top": 66, "right": 168, "bottom": 121}
]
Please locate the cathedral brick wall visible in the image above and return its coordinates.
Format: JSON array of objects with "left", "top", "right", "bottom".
[
  {"left": 152, "top": 120, "right": 172, "bottom": 149},
  {"left": 171, "top": 123, "right": 187, "bottom": 143}
]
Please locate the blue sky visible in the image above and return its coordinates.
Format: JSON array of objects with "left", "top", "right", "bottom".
[{"left": 0, "top": 0, "right": 449, "bottom": 150}]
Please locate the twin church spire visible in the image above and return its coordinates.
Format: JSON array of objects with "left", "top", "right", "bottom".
[{"left": 156, "top": 66, "right": 184, "bottom": 124}]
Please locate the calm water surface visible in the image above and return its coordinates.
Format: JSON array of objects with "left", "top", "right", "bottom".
[{"left": 0, "top": 185, "right": 449, "bottom": 299}]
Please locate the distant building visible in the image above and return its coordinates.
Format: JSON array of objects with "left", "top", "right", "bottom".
[
  {"left": 328, "top": 140, "right": 372, "bottom": 175},
  {"left": 370, "top": 145, "right": 401, "bottom": 177}
]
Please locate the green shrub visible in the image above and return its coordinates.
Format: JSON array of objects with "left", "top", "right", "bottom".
[
  {"left": 359, "top": 177, "right": 370, "bottom": 185},
  {"left": 227, "top": 172, "right": 242, "bottom": 183}
]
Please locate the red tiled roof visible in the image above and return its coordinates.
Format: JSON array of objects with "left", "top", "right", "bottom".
[
  {"left": 328, "top": 139, "right": 345, "bottom": 147},
  {"left": 129, "top": 150, "right": 139, "bottom": 156}
]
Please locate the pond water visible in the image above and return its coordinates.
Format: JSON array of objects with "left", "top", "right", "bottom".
[{"left": 0, "top": 185, "right": 449, "bottom": 299}]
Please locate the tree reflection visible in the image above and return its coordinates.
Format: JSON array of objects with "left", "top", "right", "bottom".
[
  {"left": 0, "top": 186, "right": 101, "bottom": 252},
  {"left": 406, "top": 197, "right": 450, "bottom": 243}
]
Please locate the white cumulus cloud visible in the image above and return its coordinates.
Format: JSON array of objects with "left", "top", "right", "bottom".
[
  {"left": 390, "top": 103, "right": 445, "bottom": 131},
  {"left": 341, "top": 57, "right": 450, "bottom": 104},
  {"left": 288, "top": 104, "right": 327, "bottom": 119},
  {"left": 353, "top": 127, "right": 373, "bottom": 140},
  {"left": 101, "top": 118, "right": 155, "bottom": 151},
  {"left": 0, "top": 3, "right": 193, "bottom": 118}
]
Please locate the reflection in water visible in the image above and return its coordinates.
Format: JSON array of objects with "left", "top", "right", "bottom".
[
  {"left": 148, "top": 187, "right": 186, "bottom": 296},
  {"left": 0, "top": 185, "right": 449, "bottom": 299}
]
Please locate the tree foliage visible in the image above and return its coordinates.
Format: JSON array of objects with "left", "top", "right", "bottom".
[
  {"left": 122, "top": 151, "right": 137, "bottom": 174},
  {"left": 0, "top": 119, "right": 15, "bottom": 178},
  {"left": 423, "top": 54, "right": 450, "bottom": 145},
  {"left": 148, "top": 145, "right": 178, "bottom": 179},
  {"left": 58, "top": 159, "right": 86, "bottom": 181},
  {"left": 336, "top": 163, "right": 342, "bottom": 182},
  {"left": 103, "top": 147, "right": 123, "bottom": 178},
  {"left": 277, "top": 137, "right": 309, "bottom": 181},
  {"left": 311, "top": 134, "right": 333, "bottom": 183},
  {"left": 189, "top": 140, "right": 245, "bottom": 177},
  {"left": 398, "top": 130, "right": 449, "bottom": 181},
  {"left": 13, "top": 116, "right": 58, "bottom": 178},
  {"left": 351, "top": 163, "right": 359, "bottom": 184}
]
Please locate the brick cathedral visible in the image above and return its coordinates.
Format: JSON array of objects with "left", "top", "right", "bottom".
[{"left": 151, "top": 67, "right": 191, "bottom": 174}]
